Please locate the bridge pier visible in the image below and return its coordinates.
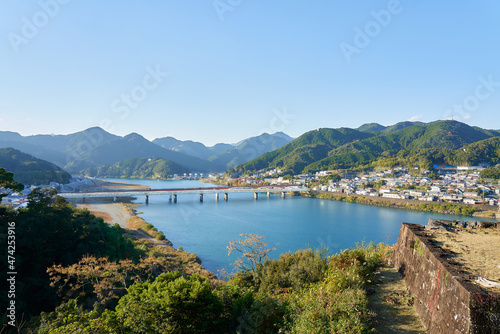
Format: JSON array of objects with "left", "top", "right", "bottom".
[
  {"left": 254, "top": 192, "right": 258, "bottom": 200},
  {"left": 281, "top": 192, "right": 286, "bottom": 199},
  {"left": 224, "top": 193, "right": 228, "bottom": 201},
  {"left": 82, "top": 197, "right": 85, "bottom": 203},
  {"left": 145, "top": 195, "right": 149, "bottom": 204},
  {"left": 267, "top": 192, "right": 270, "bottom": 198},
  {"left": 215, "top": 193, "right": 219, "bottom": 201},
  {"left": 200, "top": 194, "right": 203, "bottom": 202},
  {"left": 169, "top": 194, "right": 172, "bottom": 202},
  {"left": 173, "top": 194, "right": 177, "bottom": 203}
]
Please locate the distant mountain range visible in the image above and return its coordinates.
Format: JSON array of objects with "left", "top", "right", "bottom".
[
  {"left": 0, "top": 147, "right": 71, "bottom": 185},
  {"left": 0, "top": 128, "right": 294, "bottom": 176},
  {"left": 237, "top": 120, "right": 500, "bottom": 174},
  {"left": 81, "top": 157, "right": 190, "bottom": 180},
  {"left": 5, "top": 120, "right": 499, "bottom": 181}
]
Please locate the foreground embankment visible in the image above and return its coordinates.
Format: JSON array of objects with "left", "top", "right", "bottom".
[
  {"left": 304, "top": 191, "right": 500, "bottom": 219},
  {"left": 76, "top": 179, "right": 172, "bottom": 246}
]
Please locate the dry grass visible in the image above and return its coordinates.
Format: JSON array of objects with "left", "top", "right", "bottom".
[
  {"left": 127, "top": 213, "right": 166, "bottom": 241},
  {"left": 369, "top": 266, "right": 428, "bottom": 333},
  {"left": 427, "top": 227, "right": 500, "bottom": 290}
]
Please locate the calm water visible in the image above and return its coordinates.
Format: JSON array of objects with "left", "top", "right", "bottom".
[{"left": 104, "top": 178, "right": 498, "bottom": 274}]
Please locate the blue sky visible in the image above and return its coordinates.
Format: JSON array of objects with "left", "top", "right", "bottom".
[{"left": 1, "top": 1, "right": 499, "bottom": 145}]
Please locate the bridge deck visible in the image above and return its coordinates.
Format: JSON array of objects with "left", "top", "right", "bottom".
[{"left": 60, "top": 185, "right": 309, "bottom": 198}]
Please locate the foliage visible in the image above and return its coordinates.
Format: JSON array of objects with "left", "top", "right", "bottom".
[
  {"left": 285, "top": 243, "right": 389, "bottom": 333},
  {"left": 480, "top": 165, "right": 500, "bottom": 179},
  {"left": 37, "top": 300, "right": 109, "bottom": 334},
  {"left": 47, "top": 255, "right": 175, "bottom": 308},
  {"left": 34, "top": 238, "right": 391, "bottom": 333},
  {"left": 82, "top": 157, "right": 189, "bottom": 179},
  {"left": 0, "top": 167, "right": 24, "bottom": 199},
  {"left": 237, "top": 127, "right": 374, "bottom": 174},
  {"left": 113, "top": 272, "right": 224, "bottom": 333},
  {"left": 256, "top": 248, "right": 328, "bottom": 294},
  {"left": 3, "top": 170, "right": 396, "bottom": 333},
  {"left": 227, "top": 233, "right": 276, "bottom": 272},
  {"left": 0, "top": 188, "right": 138, "bottom": 318},
  {"left": 0, "top": 147, "right": 70, "bottom": 185},
  {"left": 287, "top": 287, "right": 371, "bottom": 333},
  {"left": 235, "top": 120, "right": 500, "bottom": 175}
]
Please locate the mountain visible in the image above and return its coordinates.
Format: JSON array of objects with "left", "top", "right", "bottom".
[
  {"left": 153, "top": 132, "right": 294, "bottom": 170},
  {"left": 209, "top": 132, "right": 294, "bottom": 169},
  {"left": 236, "top": 120, "right": 500, "bottom": 174},
  {"left": 0, "top": 127, "right": 120, "bottom": 168},
  {"left": 82, "top": 157, "right": 190, "bottom": 179},
  {"left": 238, "top": 128, "right": 374, "bottom": 174},
  {"left": 65, "top": 133, "right": 217, "bottom": 173},
  {"left": 0, "top": 128, "right": 219, "bottom": 173},
  {"left": 0, "top": 147, "right": 71, "bottom": 185},
  {"left": 356, "top": 121, "right": 426, "bottom": 134},
  {"left": 153, "top": 137, "right": 219, "bottom": 160},
  {"left": 381, "top": 121, "right": 425, "bottom": 133},
  {"left": 356, "top": 123, "right": 386, "bottom": 133}
]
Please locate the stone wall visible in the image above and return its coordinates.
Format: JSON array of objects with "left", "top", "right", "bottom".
[{"left": 393, "top": 222, "right": 500, "bottom": 334}]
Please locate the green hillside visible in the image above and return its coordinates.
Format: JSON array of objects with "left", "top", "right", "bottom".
[
  {"left": 239, "top": 128, "right": 374, "bottom": 174},
  {"left": 82, "top": 157, "right": 190, "bottom": 179},
  {"left": 356, "top": 123, "right": 386, "bottom": 133},
  {"left": 0, "top": 147, "right": 71, "bottom": 185},
  {"left": 236, "top": 120, "right": 500, "bottom": 174}
]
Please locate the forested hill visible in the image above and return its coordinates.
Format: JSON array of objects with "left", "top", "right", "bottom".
[
  {"left": 236, "top": 120, "right": 500, "bottom": 174},
  {"left": 81, "top": 157, "right": 190, "bottom": 179},
  {"left": 0, "top": 147, "right": 71, "bottom": 185}
]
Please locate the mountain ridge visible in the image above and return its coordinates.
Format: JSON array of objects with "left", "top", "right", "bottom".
[
  {"left": 0, "top": 128, "right": 294, "bottom": 174},
  {"left": 0, "top": 147, "right": 71, "bottom": 185},
  {"left": 236, "top": 120, "right": 500, "bottom": 174}
]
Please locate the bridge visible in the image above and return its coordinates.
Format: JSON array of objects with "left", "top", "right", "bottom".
[{"left": 60, "top": 185, "right": 309, "bottom": 203}]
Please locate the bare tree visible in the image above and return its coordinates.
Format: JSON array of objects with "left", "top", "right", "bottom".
[{"left": 227, "top": 233, "right": 276, "bottom": 272}]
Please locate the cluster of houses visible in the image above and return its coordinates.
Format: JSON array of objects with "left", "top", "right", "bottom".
[
  {"left": 235, "top": 167, "right": 500, "bottom": 206},
  {"left": 1, "top": 181, "right": 65, "bottom": 209}
]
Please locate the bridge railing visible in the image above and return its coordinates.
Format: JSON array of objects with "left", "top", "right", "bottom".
[{"left": 60, "top": 185, "right": 309, "bottom": 198}]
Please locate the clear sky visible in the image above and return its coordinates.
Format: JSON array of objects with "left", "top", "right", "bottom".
[{"left": 1, "top": 1, "right": 499, "bottom": 146}]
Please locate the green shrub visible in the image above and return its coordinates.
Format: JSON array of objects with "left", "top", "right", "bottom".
[
  {"left": 156, "top": 231, "right": 166, "bottom": 241},
  {"left": 256, "top": 248, "right": 328, "bottom": 294}
]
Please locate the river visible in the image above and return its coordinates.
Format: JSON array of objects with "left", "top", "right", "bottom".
[{"left": 103, "top": 178, "right": 499, "bottom": 274}]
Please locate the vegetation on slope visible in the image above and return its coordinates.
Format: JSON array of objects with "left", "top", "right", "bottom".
[
  {"left": 480, "top": 164, "right": 500, "bottom": 179},
  {"left": 0, "top": 188, "right": 138, "bottom": 320},
  {"left": 82, "top": 157, "right": 190, "bottom": 179},
  {"left": 236, "top": 120, "right": 500, "bottom": 174},
  {"left": 1, "top": 172, "right": 393, "bottom": 333},
  {"left": 239, "top": 128, "right": 374, "bottom": 174},
  {"left": 29, "top": 229, "right": 391, "bottom": 333},
  {"left": 0, "top": 147, "right": 71, "bottom": 185}
]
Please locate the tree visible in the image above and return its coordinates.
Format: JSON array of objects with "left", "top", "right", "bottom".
[
  {"left": 114, "top": 272, "right": 224, "bottom": 333},
  {"left": 48, "top": 255, "right": 174, "bottom": 307},
  {"left": 227, "top": 233, "right": 276, "bottom": 272},
  {"left": 0, "top": 167, "right": 24, "bottom": 199}
]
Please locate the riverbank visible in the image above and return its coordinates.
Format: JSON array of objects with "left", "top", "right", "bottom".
[
  {"left": 304, "top": 191, "right": 500, "bottom": 219},
  {"left": 77, "top": 200, "right": 216, "bottom": 280},
  {"left": 71, "top": 179, "right": 169, "bottom": 243},
  {"left": 72, "top": 179, "right": 428, "bottom": 331}
]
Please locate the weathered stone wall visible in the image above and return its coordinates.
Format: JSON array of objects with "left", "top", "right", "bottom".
[
  {"left": 394, "top": 222, "right": 500, "bottom": 333},
  {"left": 393, "top": 223, "right": 472, "bottom": 333}
]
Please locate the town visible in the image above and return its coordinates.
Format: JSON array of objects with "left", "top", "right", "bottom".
[
  {"left": 226, "top": 165, "right": 500, "bottom": 208},
  {"left": 3, "top": 165, "right": 500, "bottom": 214}
]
